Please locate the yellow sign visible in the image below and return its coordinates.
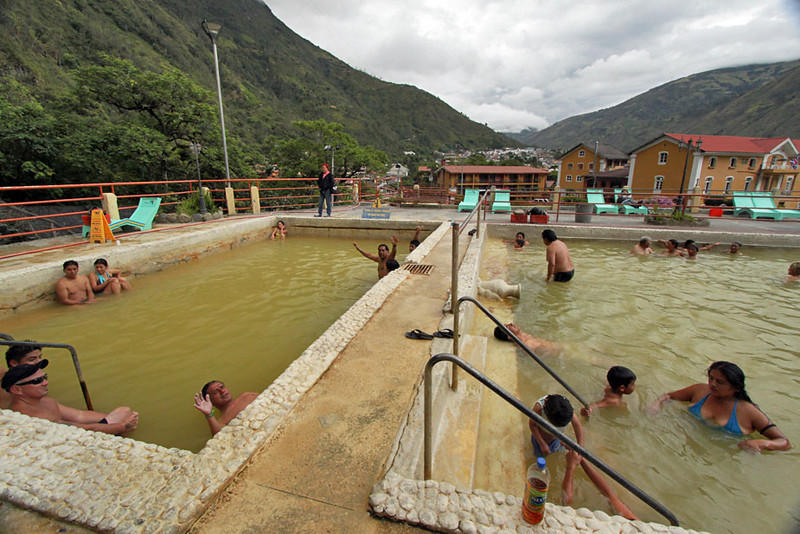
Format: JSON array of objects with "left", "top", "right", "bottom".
[{"left": 89, "top": 209, "right": 116, "bottom": 244}]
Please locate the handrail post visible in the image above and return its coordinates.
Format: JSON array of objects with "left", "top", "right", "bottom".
[{"left": 450, "top": 221, "right": 459, "bottom": 391}]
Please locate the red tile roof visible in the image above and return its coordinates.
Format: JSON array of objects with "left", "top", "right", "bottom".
[
  {"left": 664, "top": 134, "right": 800, "bottom": 154},
  {"left": 440, "top": 165, "right": 549, "bottom": 174}
]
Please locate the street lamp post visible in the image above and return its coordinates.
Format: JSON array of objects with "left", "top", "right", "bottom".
[
  {"left": 202, "top": 19, "right": 232, "bottom": 188},
  {"left": 190, "top": 142, "right": 208, "bottom": 214},
  {"left": 678, "top": 137, "right": 703, "bottom": 214}
]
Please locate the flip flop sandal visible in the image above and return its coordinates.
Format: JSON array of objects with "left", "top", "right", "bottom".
[
  {"left": 433, "top": 329, "right": 454, "bottom": 338},
  {"left": 405, "top": 329, "right": 434, "bottom": 340}
]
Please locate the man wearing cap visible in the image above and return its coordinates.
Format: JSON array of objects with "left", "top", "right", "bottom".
[
  {"left": 1, "top": 342, "right": 45, "bottom": 409},
  {"left": 2, "top": 360, "right": 138, "bottom": 435},
  {"left": 193, "top": 380, "right": 257, "bottom": 436}
]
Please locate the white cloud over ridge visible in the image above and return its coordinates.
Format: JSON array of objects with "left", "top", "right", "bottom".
[{"left": 264, "top": 0, "right": 800, "bottom": 132}]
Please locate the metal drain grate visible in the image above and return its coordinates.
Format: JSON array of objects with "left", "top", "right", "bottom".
[{"left": 403, "top": 263, "right": 435, "bottom": 275}]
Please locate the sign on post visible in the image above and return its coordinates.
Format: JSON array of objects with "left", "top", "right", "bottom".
[{"left": 361, "top": 208, "right": 391, "bottom": 219}]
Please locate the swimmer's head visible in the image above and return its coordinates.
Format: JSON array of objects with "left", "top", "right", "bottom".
[
  {"left": 683, "top": 239, "right": 696, "bottom": 249},
  {"left": 493, "top": 326, "right": 511, "bottom": 342},
  {"left": 516, "top": 232, "right": 525, "bottom": 240},
  {"left": 386, "top": 259, "right": 400, "bottom": 272},
  {"left": 409, "top": 239, "right": 420, "bottom": 252},
  {"left": 607, "top": 366, "right": 636, "bottom": 393},
  {"left": 541, "top": 229, "right": 557, "bottom": 243},
  {"left": 707, "top": 361, "right": 751, "bottom": 402},
  {"left": 378, "top": 244, "right": 390, "bottom": 259},
  {"left": 543, "top": 394, "right": 573, "bottom": 427},
  {"left": 788, "top": 261, "right": 800, "bottom": 276},
  {"left": 729, "top": 241, "right": 742, "bottom": 253},
  {"left": 639, "top": 236, "right": 652, "bottom": 247}
]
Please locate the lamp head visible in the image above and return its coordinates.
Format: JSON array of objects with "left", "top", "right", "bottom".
[{"left": 202, "top": 20, "right": 221, "bottom": 41}]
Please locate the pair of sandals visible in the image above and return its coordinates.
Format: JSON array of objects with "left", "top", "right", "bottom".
[{"left": 405, "top": 328, "right": 453, "bottom": 340}]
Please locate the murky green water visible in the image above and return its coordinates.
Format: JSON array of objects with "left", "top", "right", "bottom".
[
  {"left": 0, "top": 236, "right": 389, "bottom": 452},
  {"left": 480, "top": 238, "right": 800, "bottom": 534}
]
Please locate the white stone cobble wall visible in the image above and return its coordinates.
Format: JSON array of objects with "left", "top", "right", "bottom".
[{"left": 0, "top": 221, "right": 450, "bottom": 533}]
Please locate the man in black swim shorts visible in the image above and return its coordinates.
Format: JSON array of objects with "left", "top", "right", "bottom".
[{"left": 542, "top": 229, "right": 574, "bottom": 283}]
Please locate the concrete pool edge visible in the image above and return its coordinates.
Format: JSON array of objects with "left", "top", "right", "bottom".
[
  {"left": 368, "top": 226, "right": 711, "bottom": 534},
  {"left": 0, "top": 218, "right": 450, "bottom": 533}
]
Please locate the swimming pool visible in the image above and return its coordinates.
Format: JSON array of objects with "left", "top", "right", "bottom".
[
  {"left": 0, "top": 235, "right": 386, "bottom": 451},
  {"left": 475, "top": 238, "right": 800, "bottom": 534}
]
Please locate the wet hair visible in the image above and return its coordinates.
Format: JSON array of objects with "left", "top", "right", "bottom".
[
  {"left": 707, "top": 361, "right": 752, "bottom": 403},
  {"left": 516, "top": 232, "right": 525, "bottom": 240},
  {"left": 731, "top": 241, "right": 742, "bottom": 248},
  {"left": 668, "top": 239, "right": 679, "bottom": 247},
  {"left": 63, "top": 260, "right": 78, "bottom": 270},
  {"left": 543, "top": 394, "right": 573, "bottom": 427},
  {"left": 607, "top": 366, "right": 636, "bottom": 390},
  {"left": 639, "top": 236, "right": 652, "bottom": 246},
  {"left": 683, "top": 239, "right": 696, "bottom": 249},
  {"left": 386, "top": 259, "right": 400, "bottom": 272},
  {"left": 410, "top": 239, "right": 420, "bottom": 247},
  {"left": 93, "top": 258, "right": 108, "bottom": 267},
  {"left": 378, "top": 243, "right": 389, "bottom": 252},
  {"left": 201, "top": 380, "right": 222, "bottom": 398},
  {"left": 541, "top": 229, "right": 557, "bottom": 242},
  {"left": 493, "top": 326, "right": 511, "bottom": 342},
  {"left": 5, "top": 341, "right": 41, "bottom": 367},
  {"left": 789, "top": 261, "right": 800, "bottom": 275},
  {"left": 687, "top": 243, "right": 699, "bottom": 253},
  {"left": 276, "top": 220, "right": 285, "bottom": 227}
]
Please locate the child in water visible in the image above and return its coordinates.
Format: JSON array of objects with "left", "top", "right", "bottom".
[
  {"left": 270, "top": 220, "right": 287, "bottom": 240},
  {"left": 580, "top": 366, "right": 637, "bottom": 418}
]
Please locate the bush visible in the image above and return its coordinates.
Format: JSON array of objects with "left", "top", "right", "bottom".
[{"left": 175, "top": 191, "right": 217, "bottom": 215}]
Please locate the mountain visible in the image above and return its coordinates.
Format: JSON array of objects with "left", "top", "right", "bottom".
[
  {"left": 513, "top": 60, "right": 800, "bottom": 152},
  {"left": 0, "top": 0, "right": 516, "bottom": 158}
]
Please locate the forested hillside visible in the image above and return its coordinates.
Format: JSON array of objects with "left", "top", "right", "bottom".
[{"left": 510, "top": 60, "right": 800, "bottom": 151}]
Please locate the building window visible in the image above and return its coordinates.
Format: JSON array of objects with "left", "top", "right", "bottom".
[
  {"left": 576, "top": 175, "right": 583, "bottom": 182},
  {"left": 708, "top": 157, "right": 717, "bottom": 169},
  {"left": 567, "top": 163, "right": 573, "bottom": 170},
  {"left": 729, "top": 157, "right": 737, "bottom": 168},
  {"left": 724, "top": 176, "right": 733, "bottom": 193},
  {"left": 588, "top": 163, "right": 594, "bottom": 171},
  {"left": 658, "top": 151, "right": 668, "bottom": 165},
  {"left": 785, "top": 177, "right": 794, "bottom": 194},
  {"left": 578, "top": 150, "right": 586, "bottom": 157},
  {"left": 744, "top": 176, "right": 753, "bottom": 191},
  {"left": 704, "top": 176, "right": 713, "bottom": 193},
  {"left": 566, "top": 175, "right": 572, "bottom": 182},
  {"left": 748, "top": 158, "right": 757, "bottom": 169},
  {"left": 691, "top": 177, "right": 701, "bottom": 190},
  {"left": 577, "top": 163, "right": 584, "bottom": 170},
  {"left": 654, "top": 176, "right": 664, "bottom": 193}
]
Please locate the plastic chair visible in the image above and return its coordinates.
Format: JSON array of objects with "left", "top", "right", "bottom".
[
  {"left": 751, "top": 191, "right": 800, "bottom": 219},
  {"left": 109, "top": 197, "right": 162, "bottom": 232},
  {"left": 491, "top": 190, "right": 512, "bottom": 213},
  {"left": 458, "top": 189, "right": 480, "bottom": 212},
  {"left": 585, "top": 189, "right": 617, "bottom": 214},
  {"left": 614, "top": 189, "right": 648, "bottom": 215},
  {"left": 732, "top": 192, "right": 781, "bottom": 220}
]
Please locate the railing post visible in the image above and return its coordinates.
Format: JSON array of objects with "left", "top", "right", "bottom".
[
  {"left": 250, "top": 186, "right": 261, "bottom": 214},
  {"left": 450, "top": 221, "right": 459, "bottom": 391},
  {"left": 225, "top": 186, "right": 236, "bottom": 215}
]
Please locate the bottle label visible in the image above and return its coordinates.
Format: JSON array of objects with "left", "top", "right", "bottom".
[{"left": 524, "top": 478, "right": 548, "bottom": 513}]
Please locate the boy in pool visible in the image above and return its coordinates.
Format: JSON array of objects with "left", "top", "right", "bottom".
[
  {"left": 529, "top": 394, "right": 637, "bottom": 519},
  {"left": 580, "top": 366, "right": 636, "bottom": 418},
  {"left": 786, "top": 261, "right": 800, "bottom": 282}
]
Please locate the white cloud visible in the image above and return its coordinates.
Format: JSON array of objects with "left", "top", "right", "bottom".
[{"left": 264, "top": 0, "right": 800, "bottom": 132}]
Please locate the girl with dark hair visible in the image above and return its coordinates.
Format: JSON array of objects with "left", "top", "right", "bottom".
[{"left": 650, "top": 361, "right": 790, "bottom": 452}]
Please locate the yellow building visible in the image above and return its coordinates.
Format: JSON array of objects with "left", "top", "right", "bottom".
[
  {"left": 628, "top": 134, "right": 800, "bottom": 206},
  {"left": 556, "top": 143, "right": 629, "bottom": 190}
]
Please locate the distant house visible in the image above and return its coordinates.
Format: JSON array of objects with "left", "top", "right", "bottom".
[
  {"left": 387, "top": 163, "right": 409, "bottom": 179},
  {"left": 434, "top": 165, "right": 550, "bottom": 193},
  {"left": 557, "top": 143, "right": 629, "bottom": 190},
  {"left": 628, "top": 134, "right": 800, "bottom": 205}
]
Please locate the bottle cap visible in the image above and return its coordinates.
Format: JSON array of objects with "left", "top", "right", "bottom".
[{"left": 537, "top": 457, "right": 546, "bottom": 469}]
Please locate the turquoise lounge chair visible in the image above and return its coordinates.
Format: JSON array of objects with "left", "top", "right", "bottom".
[
  {"left": 458, "top": 189, "right": 480, "bottom": 212},
  {"left": 732, "top": 192, "right": 781, "bottom": 220},
  {"left": 585, "top": 189, "right": 617, "bottom": 214},
  {"left": 491, "top": 190, "right": 512, "bottom": 213},
  {"left": 109, "top": 197, "right": 162, "bottom": 232},
  {"left": 614, "top": 188, "right": 648, "bottom": 215},
  {"left": 752, "top": 191, "right": 800, "bottom": 219}
]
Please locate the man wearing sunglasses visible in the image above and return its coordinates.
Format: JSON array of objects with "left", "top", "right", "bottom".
[
  {"left": 1, "top": 360, "right": 138, "bottom": 435},
  {"left": 1, "top": 342, "right": 45, "bottom": 409}
]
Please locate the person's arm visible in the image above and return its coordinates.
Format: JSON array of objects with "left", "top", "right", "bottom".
[
  {"left": 389, "top": 236, "right": 398, "bottom": 260},
  {"left": 88, "top": 273, "right": 110, "bottom": 293},
  {"left": 545, "top": 247, "right": 556, "bottom": 281},
  {"left": 571, "top": 414, "right": 585, "bottom": 448},
  {"left": 270, "top": 228, "right": 278, "bottom": 240},
  {"left": 83, "top": 277, "right": 95, "bottom": 303},
  {"left": 649, "top": 383, "right": 702, "bottom": 413},
  {"left": 413, "top": 226, "right": 422, "bottom": 242},
  {"left": 699, "top": 242, "right": 720, "bottom": 251},
  {"left": 739, "top": 409, "right": 791, "bottom": 452},
  {"left": 528, "top": 404, "right": 550, "bottom": 455},
  {"left": 352, "top": 243, "right": 379, "bottom": 262},
  {"left": 57, "top": 403, "right": 137, "bottom": 435},
  {"left": 194, "top": 392, "right": 224, "bottom": 436}
]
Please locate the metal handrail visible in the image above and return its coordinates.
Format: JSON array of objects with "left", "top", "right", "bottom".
[
  {"left": 458, "top": 296, "right": 590, "bottom": 410},
  {"left": 0, "top": 336, "right": 94, "bottom": 410},
  {"left": 424, "top": 353, "right": 679, "bottom": 526},
  {"left": 458, "top": 189, "right": 491, "bottom": 237}
]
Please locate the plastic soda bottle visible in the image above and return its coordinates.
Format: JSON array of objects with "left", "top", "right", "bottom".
[{"left": 522, "top": 457, "right": 550, "bottom": 524}]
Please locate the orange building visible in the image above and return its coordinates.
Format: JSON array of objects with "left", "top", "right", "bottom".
[
  {"left": 628, "top": 134, "right": 800, "bottom": 206},
  {"left": 435, "top": 165, "right": 550, "bottom": 193},
  {"left": 556, "top": 143, "right": 629, "bottom": 190}
]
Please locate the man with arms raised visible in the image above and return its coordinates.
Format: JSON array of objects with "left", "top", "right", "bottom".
[
  {"left": 352, "top": 235, "right": 399, "bottom": 279},
  {"left": 55, "top": 260, "right": 95, "bottom": 305},
  {"left": 2, "top": 359, "right": 138, "bottom": 435},
  {"left": 542, "top": 229, "right": 574, "bottom": 282},
  {"left": 193, "top": 380, "right": 258, "bottom": 436}
]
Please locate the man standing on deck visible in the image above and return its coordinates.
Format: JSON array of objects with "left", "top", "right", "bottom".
[
  {"left": 2, "top": 360, "right": 138, "bottom": 435},
  {"left": 353, "top": 236, "right": 399, "bottom": 279},
  {"left": 193, "top": 380, "right": 258, "bottom": 436},
  {"left": 54, "top": 260, "right": 95, "bottom": 305},
  {"left": 542, "top": 229, "right": 574, "bottom": 282}
]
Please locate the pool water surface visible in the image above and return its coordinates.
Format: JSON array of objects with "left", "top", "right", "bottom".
[{"left": 476, "top": 238, "right": 799, "bottom": 534}]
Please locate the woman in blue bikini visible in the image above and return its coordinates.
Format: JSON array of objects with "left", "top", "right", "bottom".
[{"left": 651, "top": 361, "right": 790, "bottom": 452}]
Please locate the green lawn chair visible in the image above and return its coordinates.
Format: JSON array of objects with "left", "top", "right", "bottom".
[
  {"left": 585, "top": 189, "right": 617, "bottom": 214},
  {"left": 732, "top": 192, "right": 781, "bottom": 220},
  {"left": 109, "top": 197, "right": 162, "bottom": 232},
  {"left": 458, "top": 189, "right": 480, "bottom": 212},
  {"left": 614, "top": 188, "right": 648, "bottom": 215},
  {"left": 491, "top": 190, "right": 512, "bottom": 213},
  {"left": 752, "top": 191, "right": 800, "bottom": 219}
]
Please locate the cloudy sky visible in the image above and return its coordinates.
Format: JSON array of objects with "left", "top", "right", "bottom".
[{"left": 264, "top": 0, "right": 800, "bottom": 133}]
